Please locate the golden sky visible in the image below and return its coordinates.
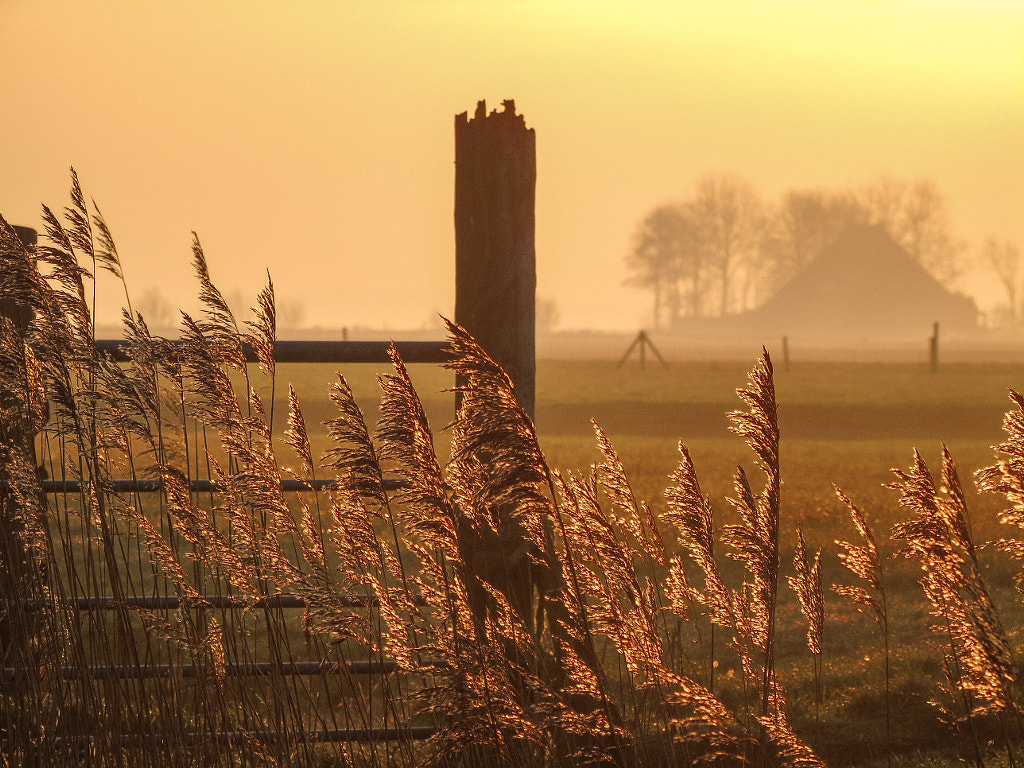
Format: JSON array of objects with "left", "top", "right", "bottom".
[{"left": 2, "top": 0, "right": 1022, "bottom": 330}]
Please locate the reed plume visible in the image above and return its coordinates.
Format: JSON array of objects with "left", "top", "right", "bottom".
[
  {"left": 892, "top": 447, "right": 1018, "bottom": 765},
  {"left": 978, "top": 389, "right": 1024, "bottom": 595},
  {"left": 376, "top": 329, "right": 576, "bottom": 766},
  {"left": 583, "top": 349, "right": 825, "bottom": 767},
  {"left": 720, "top": 348, "right": 783, "bottom": 727},
  {"left": 832, "top": 485, "right": 891, "bottom": 766},
  {"left": 788, "top": 527, "right": 824, "bottom": 750},
  {"left": 664, "top": 440, "right": 730, "bottom": 693}
]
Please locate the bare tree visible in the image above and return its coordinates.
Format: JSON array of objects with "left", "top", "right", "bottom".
[
  {"left": 900, "top": 179, "right": 966, "bottom": 285},
  {"left": 624, "top": 204, "right": 689, "bottom": 328},
  {"left": 277, "top": 298, "right": 307, "bottom": 331},
  {"left": 225, "top": 288, "right": 249, "bottom": 321},
  {"left": 136, "top": 286, "right": 174, "bottom": 330},
  {"left": 625, "top": 175, "right": 977, "bottom": 322},
  {"left": 859, "top": 175, "right": 907, "bottom": 233},
  {"left": 761, "top": 189, "right": 864, "bottom": 295},
  {"left": 536, "top": 296, "right": 560, "bottom": 334},
  {"left": 675, "top": 207, "right": 709, "bottom": 319},
  {"left": 687, "top": 174, "right": 764, "bottom": 315},
  {"left": 859, "top": 176, "right": 966, "bottom": 286},
  {"left": 982, "top": 236, "right": 1022, "bottom": 327}
]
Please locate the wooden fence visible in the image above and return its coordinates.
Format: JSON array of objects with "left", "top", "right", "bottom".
[{"left": 1, "top": 100, "right": 536, "bottom": 759}]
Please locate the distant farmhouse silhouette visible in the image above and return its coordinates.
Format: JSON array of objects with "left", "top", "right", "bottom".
[{"left": 680, "top": 224, "right": 979, "bottom": 343}]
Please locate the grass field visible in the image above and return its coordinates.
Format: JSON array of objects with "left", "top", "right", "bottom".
[
  {"left": 263, "top": 354, "right": 1024, "bottom": 766},
  {"left": 537, "top": 357, "right": 1024, "bottom": 767},
  {"left": 278, "top": 355, "right": 1023, "bottom": 521},
  {"left": 11, "top": 341, "right": 1024, "bottom": 766}
]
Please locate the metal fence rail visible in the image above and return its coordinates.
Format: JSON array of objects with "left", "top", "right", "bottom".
[
  {"left": 3, "top": 658, "right": 449, "bottom": 682},
  {"left": 2, "top": 593, "right": 429, "bottom": 611},
  {"left": 41, "top": 477, "right": 407, "bottom": 494},
  {"left": 3, "top": 726, "right": 438, "bottom": 751},
  {"left": 94, "top": 338, "right": 452, "bottom": 365},
  {"left": 17, "top": 338, "right": 446, "bottom": 750}
]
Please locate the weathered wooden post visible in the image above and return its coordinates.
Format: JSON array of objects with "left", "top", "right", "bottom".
[
  {"left": 929, "top": 321, "right": 939, "bottom": 373},
  {"left": 453, "top": 100, "right": 546, "bottom": 654},
  {"left": 454, "top": 99, "right": 536, "bottom": 419}
]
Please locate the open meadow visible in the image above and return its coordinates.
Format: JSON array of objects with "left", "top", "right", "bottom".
[
  {"left": 539, "top": 357, "right": 1024, "bottom": 766},
  {"left": 268, "top": 354, "right": 1024, "bottom": 766},
  {"left": 9, "top": 330, "right": 1024, "bottom": 765}
]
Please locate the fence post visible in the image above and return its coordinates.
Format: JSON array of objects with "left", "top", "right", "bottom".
[
  {"left": 454, "top": 99, "right": 536, "bottom": 420},
  {"left": 929, "top": 321, "right": 939, "bottom": 373}
]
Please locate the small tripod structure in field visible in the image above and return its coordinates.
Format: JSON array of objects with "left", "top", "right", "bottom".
[{"left": 617, "top": 329, "right": 667, "bottom": 369}]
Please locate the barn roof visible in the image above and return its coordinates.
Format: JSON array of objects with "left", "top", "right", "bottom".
[{"left": 739, "top": 223, "right": 979, "bottom": 342}]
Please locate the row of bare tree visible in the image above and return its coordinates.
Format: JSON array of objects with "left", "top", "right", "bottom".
[{"left": 626, "top": 174, "right": 1020, "bottom": 328}]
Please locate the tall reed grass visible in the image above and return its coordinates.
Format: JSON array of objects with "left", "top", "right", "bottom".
[{"left": 3, "top": 174, "right": 1024, "bottom": 766}]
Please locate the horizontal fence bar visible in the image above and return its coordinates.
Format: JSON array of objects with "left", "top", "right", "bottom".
[
  {"left": 7, "top": 336, "right": 451, "bottom": 754},
  {"left": 5, "top": 595, "right": 366, "bottom": 611},
  {"left": 201, "top": 726, "right": 438, "bottom": 745},
  {"left": 1, "top": 726, "right": 437, "bottom": 750},
  {"left": 95, "top": 339, "right": 453, "bottom": 365},
  {"left": 1, "top": 593, "right": 428, "bottom": 611},
  {"left": 41, "top": 477, "right": 407, "bottom": 495},
  {"left": 79, "top": 594, "right": 313, "bottom": 610},
  {"left": 2, "top": 659, "right": 451, "bottom": 682}
]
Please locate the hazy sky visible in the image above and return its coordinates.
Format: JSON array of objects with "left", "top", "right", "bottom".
[{"left": 2, "top": 1, "right": 1022, "bottom": 331}]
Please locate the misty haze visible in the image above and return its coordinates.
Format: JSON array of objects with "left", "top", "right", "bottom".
[{"left": 3, "top": 3, "right": 1024, "bottom": 767}]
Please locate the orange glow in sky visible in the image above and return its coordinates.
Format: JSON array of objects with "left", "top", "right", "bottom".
[{"left": 2, "top": 1, "right": 1022, "bottom": 330}]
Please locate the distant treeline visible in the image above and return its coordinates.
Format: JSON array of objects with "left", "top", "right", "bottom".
[{"left": 626, "top": 174, "right": 1020, "bottom": 328}]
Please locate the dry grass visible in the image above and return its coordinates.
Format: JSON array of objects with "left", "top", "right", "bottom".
[{"left": 4, "top": 175, "right": 1024, "bottom": 767}]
